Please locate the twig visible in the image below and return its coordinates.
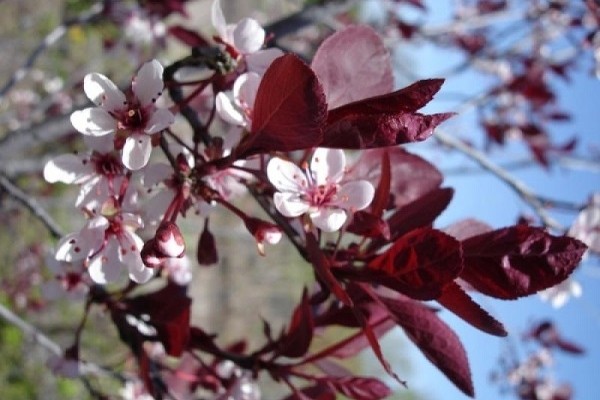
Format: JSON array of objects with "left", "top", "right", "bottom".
[
  {"left": 434, "top": 129, "right": 563, "bottom": 230},
  {"left": 0, "top": 2, "right": 104, "bottom": 103},
  {"left": 0, "top": 301, "right": 62, "bottom": 355},
  {"left": 0, "top": 172, "right": 64, "bottom": 238},
  {"left": 0, "top": 301, "right": 125, "bottom": 382}
]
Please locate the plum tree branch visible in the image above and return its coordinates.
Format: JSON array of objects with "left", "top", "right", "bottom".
[
  {"left": 434, "top": 129, "right": 563, "bottom": 230},
  {"left": 0, "top": 172, "right": 64, "bottom": 238},
  {"left": 0, "top": 2, "right": 103, "bottom": 103}
]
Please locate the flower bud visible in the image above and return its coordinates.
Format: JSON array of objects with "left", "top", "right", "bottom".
[
  {"left": 244, "top": 217, "right": 282, "bottom": 256},
  {"left": 141, "top": 239, "right": 164, "bottom": 268},
  {"left": 155, "top": 221, "right": 185, "bottom": 257}
]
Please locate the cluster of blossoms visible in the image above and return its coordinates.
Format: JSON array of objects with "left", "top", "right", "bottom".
[
  {"left": 44, "top": 0, "right": 379, "bottom": 287},
  {"left": 39, "top": 1, "right": 591, "bottom": 399}
]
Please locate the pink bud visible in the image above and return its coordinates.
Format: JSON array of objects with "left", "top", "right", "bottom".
[
  {"left": 244, "top": 217, "right": 282, "bottom": 256},
  {"left": 141, "top": 239, "right": 164, "bottom": 268},
  {"left": 155, "top": 222, "right": 186, "bottom": 257}
]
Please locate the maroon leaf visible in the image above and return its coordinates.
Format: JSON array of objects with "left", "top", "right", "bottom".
[
  {"left": 345, "top": 211, "right": 390, "bottom": 239},
  {"left": 328, "top": 79, "right": 446, "bottom": 118},
  {"left": 369, "top": 187, "right": 454, "bottom": 252},
  {"left": 309, "top": 301, "right": 395, "bottom": 360},
  {"left": 237, "top": 54, "right": 326, "bottom": 156},
  {"left": 326, "top": 376, "right": 391, "bottom": 400},
  {"left": 280, "top": 383, "right": 335, "bottom": 400},
  {"left": 437, "top": 282, "right": 507, "bottom": 336},
  {"left": 168, "top": 26, "right": 209, "bottom": 47},
  {"left": 306, "top": 233, "right": 352, "bottom": 306},
  {"left": 381, "top": 295, "right": 475, "bottom": 397},
  {"left": 321, "top": 79, "right": 452, "bottom": 149},
  {"left": 311, "top": 25, "right": 393, "bottom": 109},
  {"left": 279, "top": 289, "right": 314, "bottom": 358},
  {"left": 460, "top": 225, "right": 587, "bottom": 299},
  {"left": 370, "top": 150, "right": 391, "bottom": 217},
  {"left": 322, "top": 110, "right": 453, "bottom": 149},
  {"left": 125, "top": 283, "right": 192, "bottom": 357},
  {"left": 348, "top": 147, "right": 443, "bottom": 209},
  {"left": 367, "top": 228, "right": 463, "bottom": 300}
]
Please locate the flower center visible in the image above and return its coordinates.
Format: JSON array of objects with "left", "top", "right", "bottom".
[
  {"left": 308, "top": 183, "right": 338, "bottom": 207},
  {"left": 92, "top": 152, "right": 123, "bottom": 177},
  {"left": 121, "top": 107, "right": 146, "bottom": 130}
]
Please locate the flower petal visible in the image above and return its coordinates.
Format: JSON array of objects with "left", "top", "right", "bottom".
[
  {"left": 211, "top": 0, "right": 228, "bottom": 39},
  {"left": 84, "top": 73, "right": 126, "bottom": 111},
  {"left": 141, "top": 163, "right": 172, "bottom": 187},
  {"left": 88, "top": 237, "right": 123, "bottom": 284},
  {"left": 311, "top": 148, "right": 345, "bottom": 185},
  {"left": 233, "top": 18, "right": 265, "bottom": 54},
  {"left": 70, "top": 107, "right": 116, "bottom": 136},
  {"left": 44, "top": 154, "right": 94, "bottom": 184},
  {"left": 334, "top": 180, "right": 375, "bottom": 211},
  {"left": 145, "top": 108, "right": 175, "bottom": 134},
  {"left": 133, "top": 60, "right": 165, "bottom": 106},
  {"left": 267, "top": 157, "right": 307, "bottom": 192},
  {"left": 122, "top": 135, "right": 152, "bottom": 170},
  {"left": 273, "top": 192, "right": 310, "bottom": 217},
  {"left": 234, "top": 72, "right": 261, "bottom": 111},
  {"left": 310, "top": 208, "right": 347, "bottom": 232},
  {"left": 245, "top": 48, "right": 284, "bottom": 76},
  {"left": 216, "top": 92, "right": 246, "bottom": 126}
]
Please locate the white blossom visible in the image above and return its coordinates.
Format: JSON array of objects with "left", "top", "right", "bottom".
[{"left": 267, "top": 148, "right": 375, "bottom": 232}]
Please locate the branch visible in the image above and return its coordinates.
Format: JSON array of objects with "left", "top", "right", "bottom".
[
  {"left": 0, "top": 301, "right": 125, "bottom": 382},
  {"left": 0, "top": 172, "right": 64, "bottom": 238},
  {"left": 434, "top": 129, "right": 563, "bottom": 230},
  {"left": 0, "top": 2, "right": 103, "bottom": 102}
]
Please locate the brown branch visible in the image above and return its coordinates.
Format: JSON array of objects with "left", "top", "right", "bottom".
[
  {"left": 0, "top": 172, "right": 64, "bottom": 238},
  {"left": 434, "top": 129, "right": 563, "bottom": 230}
]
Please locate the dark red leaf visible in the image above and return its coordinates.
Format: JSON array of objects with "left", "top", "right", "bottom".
[
  {"left": 168, "top": 26, "right": 209, "bottom": 47},
  {"left": 370, "top": 151, "right": 391, "bottom": 217},
  {"left": 461, "top": 225, "right": 587, "bottom": 299},
  {"left": 348, "top": 147, "right": 443, "bottom": 209},
  {"left": 367, "top": 228, "right": 463, "bottom": 300},
  {"left": 306, "top": 233, "right": 353, "bottom": 306},
  {"left": 326, "top": 376, "right": 391, "bottom": 400},
  {"left": 238, "top": 54, "right": 326, "bottom": 156},
  {"left": 322, "top": 111, "right": 453, "bottom": 149},
  {"left": 309, "top": 301, "right": 395, "bottom": 360},
  {"left": 279, "top": 289, "right": 314, "bottom": 358},
  {"left": 437, "top": 282, "right": 507, "bottom": 336},
  {"left": 125, "top": 283, "right": 191, "bottom": 357},
  {"left": 321, "top": 79, "right": 452, "bottom": 149},
  {"left": 280, "top": 382, "right": 335, "bottom": 400},
  {"left": 368, "top": 187, "right": 454, "bottom": 252},
  {"left": 345, "top": 211, "right": 390, "bottom": 239},
  {"left": 555, "top": 338, "right": 585, "bottom": 355},
  {"left": 328, "top": 79, "right": 446, "bottom": 118},
  {"left": 381, "top": 295, "right": 475, "bottom": 397}
]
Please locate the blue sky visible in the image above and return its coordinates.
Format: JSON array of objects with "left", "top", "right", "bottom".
[{"left": 358, "top": 1, "right": 600, "bottom": 399}]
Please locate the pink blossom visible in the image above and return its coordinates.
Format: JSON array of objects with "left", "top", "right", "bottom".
[
  {"left": 267, "top": 148, "right": 375, "bottom": 232},
  {"left": 54, "top": 203, "right": 153, "bottom": 284},
  {"left": 211, "top": 0, "right": 282, "bottom": 75},
  {"left": 70, "top": 59, "right": 175, "bottom": 170},
  {"left": 215, "top": 72, "right": 260, "bottom": 128},
  {"left": 43, "top": 136, "right": 127, "bottom": 212},
  {"left": 568, "top": 193, "right": 600, "bottom": 255}
]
